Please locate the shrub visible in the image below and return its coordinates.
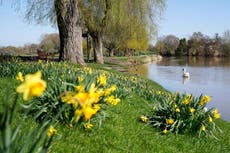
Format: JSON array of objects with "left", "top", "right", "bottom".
[{"left": 141, "top": 91, "right": 222, "bottom": 138}]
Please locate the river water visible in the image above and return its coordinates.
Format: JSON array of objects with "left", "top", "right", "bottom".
[{"left": 132, "top": 56, "right": 230, "bottom": 122}]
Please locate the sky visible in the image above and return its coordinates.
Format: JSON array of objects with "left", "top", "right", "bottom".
[
  {"left": 0, "top": 0, "right": 230, "bottom": 47},
  {"left": 0, "top": 0, "right": 57, "bottom": 47},
  {"left": 158, "top": 0, "right": 230, "bottom": 39}
]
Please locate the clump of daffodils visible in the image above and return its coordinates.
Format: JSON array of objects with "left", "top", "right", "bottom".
[
  {"left": 62, "top": 83, "right": 102, "bottom": 122},
  {"left": 61, "top": 73, "right": 120, "bottom": 128},
  {"left": 27, "top": 67, "right": 122, "bottom": 130},
  {"left": 141, "top": 92, "right": 222, "bottom": 138}
]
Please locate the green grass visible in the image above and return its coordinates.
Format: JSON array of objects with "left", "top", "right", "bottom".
[
  {"left": 0, "top": 62, "right": 230, "bottom": 153},
  {"left": 45, "top": 94, "right": 230, "bottom": 153},
  {"left": 51, "top": 96, "right": 230, "bottom": 153}
]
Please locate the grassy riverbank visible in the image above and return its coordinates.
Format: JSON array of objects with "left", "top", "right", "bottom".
[{"left": 0, "top": 61, "right": 230, "bottom": 153}]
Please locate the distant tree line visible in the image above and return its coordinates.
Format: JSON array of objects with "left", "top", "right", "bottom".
[
  {"left": 0, "top": 33, "right": 59, "bottom": 56},
  {"left": 155, "top": 30, "right": 230, "bottom": 57},
  {"left": 0, "top": 32, "right": 155, "bottom": 58}
]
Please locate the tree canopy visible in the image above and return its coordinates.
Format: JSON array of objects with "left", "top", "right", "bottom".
[
  {"left": 104, "top": 0, "right": 165, "bottom": 56},
  {"left": 7, "top": 0, "right": 165, "bottom": 63}
]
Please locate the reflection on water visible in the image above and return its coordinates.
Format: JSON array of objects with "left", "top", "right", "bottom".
[
  {"left": 157, "top": 56, "right": 230, "bottom": 67},
  {"left": 182, "top": 77, "right": 189, "bottom": 84},
  {"left": 132, "top": 57, "right": 230, "bottom": 122}
]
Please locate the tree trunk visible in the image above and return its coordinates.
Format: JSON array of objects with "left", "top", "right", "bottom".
[
  {"left": 92, "top": 32, "right": 104, "bottom": 64},
  {"left": 109, "top": 49, "right": 114, "bottom": 56},
  {"left": 55, "top": 0, "right": 85, "bottom": 65}
]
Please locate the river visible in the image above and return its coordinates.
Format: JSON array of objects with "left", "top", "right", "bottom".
[{"left": 132, "top": 56, "right": 230, "bottom": 122}]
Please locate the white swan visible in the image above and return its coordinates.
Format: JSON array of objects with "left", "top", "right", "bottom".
[{"left": 182, "top": 68, "right": 190, "bottom": 78}]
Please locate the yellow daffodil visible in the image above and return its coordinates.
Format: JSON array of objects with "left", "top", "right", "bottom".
[
  {"left": 93, "top": 104, "right": 101, "bottom": 111},
  {"left": 212, "top": 109, "right": 221, "bottom": 119},
  {"left": 104, "top": 89, "right": 111, "bottom": 96},
  {"left": 16, "top": 72, "right": 24, "bottom": 82},
  {"left": 208, "top": 116, "right": 213, "bottom": 122},
  {"left": 214, "top": 113, "right": 221, "bottom": 119},
  {"left": 166, "top": 118, "right": 174, "bottom": 125},
  {"left": 38, "top": 59, "right": 42, "bottom": 64},
  {"left": 131, "top": 76, "right": 137, "bottom": 82},
  {"left": 16, "top": 71, "right": 46, "bottom": 100},
  {"left": 140, "top": 115, "right": 148, "bottom": 123},
  {"left": 89, "top": 91, "right": 102, "bottom": 104},
  {"left": 201, "top": 125, "right": 206, "bottom": 131},
  {"left": 113, "top": 98, "right": 120, "bottom": 105},
  {"left": 98, "top": 75, "right": 107, "bottom": 86},
  {"left": 183, "top": 98, "right": 190, "bottom": 105},
  {"left": 189, "top": 107, "right": 195, "bottom": 114},
  {"left": 77, "top": 76, "right": 84, "bottom": 82},
  {"left": 75, "top": 85, "right": 85, "bottom": 92},
  {"left": 199, "top": 95, "right": 211, "bottom": 105},
  {"left": 213, "top": 109, "right": 218, "bottom": 114},
  {"left": 214, "top": 113, "right": 220, "bottom": 119},
  {"left": 83, "top": 67, "right": 92, "bottom": 74},
  {"left": 76, "top": 92, "right": 90, "bottom": 105},
  {"left": 82, "top": 106, "right": 98, "bottom": 120},
  {"left": 62, "top": 92, "right": 75, "bottom": 104},
  {"left": 110, "top": 85, "right": 117, "bottom": 92},
  {"left": 176, "top": 107, "right": 180, "bottom": 113},
  {"left": 85, "top": 122, "right": 93, "bottom": 129},
  {"left": 163, "top": 128, "right": 168, "bottom": 134},
  {"left": 156, "top": 91, "right": 161, "bottom": 95},
  {"left": 47, "top": 126, "right": 57, "bottom": 137},
  {"left": 105, "top": 95, "right": 120, "bottom": 105}
]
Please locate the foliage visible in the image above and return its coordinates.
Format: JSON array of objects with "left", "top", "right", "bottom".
[
  {"left": 40, "top": 33, "right": 59, "bottom": 52},
  {"left": 78, "top": 0, "right": 112, "bottom": 63},
  {"left": 156, "top": 35, "right": 180, "bottom": 56},
  {"left": 104, "top": 0, "right": 165, "bottom": 56},
  {"left": 221, "top": 42, "right": 230, "bottom": 56},
  {"left": 141, "top": 91, "right": 222, "bottom": 138},
  {"left": 155, "top": 31, "right": 230, "bottom": 57},
  {"left": 175, "top": 38, "right": 187, "bottom": 56}
]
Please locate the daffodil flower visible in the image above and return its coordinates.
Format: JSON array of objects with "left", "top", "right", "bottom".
[
  {"left": 140, "top": 115, "right": 148, "bottom": 123},
  {"left": 175, "top": 108, "right": 180, "bottom": 113},
  {"left": 16, "top": 71, "right": 46, "bottom": 100},
  {"left": 166, "top": 118, "right": 174, "bottom": 125},
  {"left": 208, "top": 116, "right": 213, "bottom": 122},
  {"left": 16, "top": 72, "right": 24, "bottom": 82},
  {"left": 163, "top": 128, "right": 168, "bottom": 134},
  {"left": 190, "top": 107, "right": 195, "bottom": 114},
  {"left": 201, "top": 125, "right": 206, "bottom": 131},
  {"left": 47, "top": 126, "right": 57, "bottom": 137},
  {"left": 98, "top": 75, "right": 107, "bottom": 86},
  {"left": 85, "top": 122, "right": 93, "bottom": 129},
  {"left": 199, "top": 95, "right": 211, "bottom": 105}
]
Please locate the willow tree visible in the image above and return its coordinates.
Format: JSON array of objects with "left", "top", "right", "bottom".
[
  {"left": 18, "top": 0, "right": 85, "bottom": 64},
  {"left": 79, "top": 0, "right": 111, "bottom": 64},
  {"left": 104, "top": 0, "right": 165, "bottom": 55}
]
